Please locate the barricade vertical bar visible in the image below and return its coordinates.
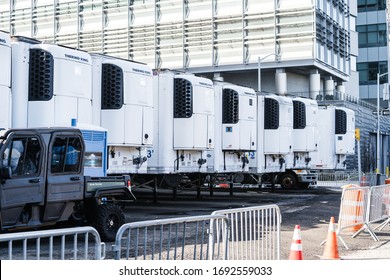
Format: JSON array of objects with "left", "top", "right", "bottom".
[
  {"left": 61, "top": 235, "right": 65, "bottom": 260},
  {"left": 144, "top": 227, "right": 148, "bottom": 260},
  {"left": 84, "top": 233, "right": 88, "bottom": 260},
  {"left": 73, "top": 233, "right": 77, "bottom": 260},
  {"left": 174, "top": 224, "right": 178, "bottom": 259},
  {"left": 181, "top": 223, "right": 186, "bottom": 260},
  {"left": 49, "top": 236, "right": 53, "bottom": 260},
  {"left": 8, "top": 240, "right": 12, "bottom": 260},
  {"left": 36, "top": 238, "right": 40, "bottom": 260},
  {"left": 263, "top": 208, "right": 266, "bottom": 259},
  {"left": 134, "top": 228, "right": 139, "bottom": 260},
  {"left": 194, "top": 221, "right": 199, "bottom": 260},
  {"left": 151, "top": 226, "right": 155, "bottom": 260},
  {"left": 200, "top": 220, "right": 205, "bottom": 259},
  {"left": 166, "top": 225, "right": 171, "bottom": 260},
  {"left": 23, "top": 239, "right": 27, "bottom": 260},
  {"left": 125, "top": 228, "right": 131, "bottom": 260},
  {"left": 159, "top": 225, "right": 163, "bottom": 260}
]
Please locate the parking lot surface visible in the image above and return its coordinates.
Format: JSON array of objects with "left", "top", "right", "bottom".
[{"left": 128, "top": 185, "right": 390, "bottom": 260}]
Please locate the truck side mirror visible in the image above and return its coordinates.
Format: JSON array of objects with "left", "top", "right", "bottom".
[{"left": 0, "top": 166, "right": 12, "bottom": 180}]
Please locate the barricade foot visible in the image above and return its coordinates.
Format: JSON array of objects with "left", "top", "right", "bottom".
[
  {"left": 374, "top": 218, "right": 390, "bottom": 232},
  {"left": 351, "top": 223, "right": 379, "bottom": 242}
]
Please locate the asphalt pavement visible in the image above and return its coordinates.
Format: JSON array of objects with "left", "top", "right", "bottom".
[{"left": 340, "top": 225, "right": 390, "bottom": 260}]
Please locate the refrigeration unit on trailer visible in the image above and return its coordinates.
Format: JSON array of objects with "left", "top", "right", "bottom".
[
  {"left": 208, "top": 81, "right": 257, "bottom": 176},
  {"left": 91, "top": 54, "right": 153, "bottom": 174},
  {"left": 10, "top": 36, "right": 93, "bottom": 128},
  {"left": 312, "top": 106, "right": 355, "bottom": 170},
  {"left": 249, "top": 94, "right": 293, "bottom": 178},
  {"left": 282, "top": 97, "right": 319, "bottom": 188},
  {"left": 0, "top": 31, "right": 11, "bottom": 129},
  {"left": 148, "top": 70, "right": 214, "bottom": 180}
]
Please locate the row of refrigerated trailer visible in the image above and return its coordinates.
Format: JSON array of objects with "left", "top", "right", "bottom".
[{"left": 0, "top": 30, "right": 356, "bottom": 189}]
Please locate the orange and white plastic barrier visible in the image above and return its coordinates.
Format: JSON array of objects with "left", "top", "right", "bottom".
[
  {"left": 336, "top": 185, "right": 376, "bottom": 249},
  {"left": 339, "top": 184, "right": 365, "bottom": 232}
]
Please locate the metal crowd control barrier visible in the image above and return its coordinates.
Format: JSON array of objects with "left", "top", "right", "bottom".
[
  {"left": 336, "top": 185, "right": 375, "bottom": 249},
  {"left": 336, "top": 184, "right": 390, "bottom": 249},
  {"left": 367, "top": 185, "right": 390, "bottom": 232},
  {"left": 0, "top": 226, "right": 105, "bottom": 260},
  {"left": 113, "top": 215, "right": 229, "bottom": 260},
  {"left": 211, "top": 205, "right": 281, "bottom": 260},
  {"left": 317, "top": 172, "right": 360, "bottom": 187}
]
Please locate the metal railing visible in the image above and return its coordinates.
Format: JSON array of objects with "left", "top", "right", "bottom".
[
  {"left": 336, "top": 184, "right": 390, "bottom": 249},
  {"left": 113, "top": 215, "right": 229, "bottom": 260},
  {"left": 212, "top": 205, "right": 281, "bottom": 260},
  {"left": 0, "top": 226, "right": 105, "bottom": 260},
  {"left": 317, "top": 172, "right": 360, "bottom": 187},
  {"left": 365, "top": 184, "right": 390, "bottom": 233},
  {"left": 316, "top": 172, "right": 389, "bottom": 188}
]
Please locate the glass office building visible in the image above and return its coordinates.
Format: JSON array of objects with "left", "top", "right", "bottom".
[{"left": 357, "top": 0, "right": 388, "bottom": 104}]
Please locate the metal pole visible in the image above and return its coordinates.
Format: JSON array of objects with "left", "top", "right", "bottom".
[
  {"left": 377, "top": 72, "right": 388, "bottom": 184},
  {"left": 377, "top": 73, "right": 380, "bottom": 179},
  {"left": 357, "top": 139, "right": 361, "bottom": 184},
  {"left": 258, "top": 57, "right": 261, "bottom": 92}
]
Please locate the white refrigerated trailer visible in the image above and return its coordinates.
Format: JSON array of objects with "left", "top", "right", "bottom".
[
  {"left": 10, "top": 36, "right": 93, "bottom": 128},
  {"left": 312, "top": 105, "right": 355, "bottom": 170},
  {"left": 91, "top": 54, "right": 154, "bottom": 174},
  {"left": 0, "top": 31, "right": 11, "bottom": 129},
  {"left": 209, "top": 81, "right": 257, "bottom": 174},
  {"left": 144, "top": 70, "right": 214, "bottom": 187}
]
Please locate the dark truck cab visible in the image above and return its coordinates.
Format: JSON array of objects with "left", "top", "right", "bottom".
[{"left": 0, "top": 128, "right": 135, "bottom": 241}]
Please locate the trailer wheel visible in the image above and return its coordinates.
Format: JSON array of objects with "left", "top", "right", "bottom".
[
  {"left": 91, "top": 204, "right": 125, "bottom": 242},
  {"left": 279, "top": 173, "right": 297, "bottom": 189}
]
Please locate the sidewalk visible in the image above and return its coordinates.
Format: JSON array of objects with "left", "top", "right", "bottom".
[
  {"left": 340, "top": 225, "right": 390, "bottom": 260},
  {"left": 342, "top": 238, "right": 390, "bottom": 260}
]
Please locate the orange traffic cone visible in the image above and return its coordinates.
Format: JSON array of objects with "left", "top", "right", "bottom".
[
  {"left": 289, "top": 225, "right": 303, "bottom": 260},
  {"left": 321, "top": 217, "right": 340, "bottom": 260}
]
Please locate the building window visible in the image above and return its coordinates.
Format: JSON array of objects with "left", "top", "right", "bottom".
[
  {"left": 357, "top": 61, "right": 388, "bottom": 85},
  {"left": 357, "top": 24, "right": 387, "bottom": 48},
  {"left": 357, "top": 0, "right": 386, "bottom": 12}
]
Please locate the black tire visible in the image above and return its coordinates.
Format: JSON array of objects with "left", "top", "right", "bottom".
[
  {"left": 91, "top": 204, "right": 125, "bottom": 242},
  {"left": 279, "top": 173, "right": 297, "bottom": 189}
]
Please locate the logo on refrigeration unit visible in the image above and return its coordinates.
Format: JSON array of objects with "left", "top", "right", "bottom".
[
  {"left": 64, "top": 54, "right": 89, "bottom": 63},
  {"left": 0, "top": 38, "right": 7, "bottom": 45}
]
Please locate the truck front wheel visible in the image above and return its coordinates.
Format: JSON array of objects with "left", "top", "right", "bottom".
[
  {"left": 279, "top": 173, "right": 297, "bottom": 189},
  {"left": 91, "top": 204, "right": 125, "bottom": 242}
]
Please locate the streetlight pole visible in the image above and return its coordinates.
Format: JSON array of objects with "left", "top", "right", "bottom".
[
  {"left": 377, "top": 71, "right": 388, "bottom": 184},
  {"left": 257, "top": 53, "right": 280, "bottom": 92}
]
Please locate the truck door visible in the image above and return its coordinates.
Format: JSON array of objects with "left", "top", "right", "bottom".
[
  {"left": 43, "top": 133, "right": 84, "bottom": 222},
  {"left": 0, "top": 134, "right": 45, "bottom": 227}
]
